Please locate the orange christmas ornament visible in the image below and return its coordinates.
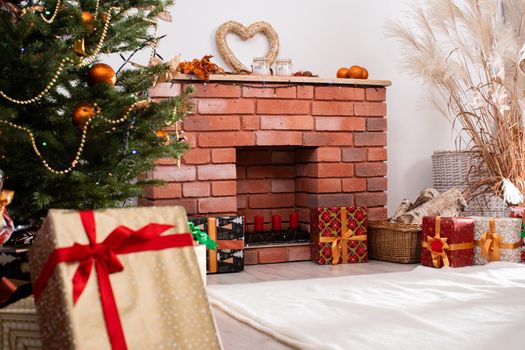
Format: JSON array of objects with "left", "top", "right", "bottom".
[
  {"left": 87, "top": 63, "right": 116, "bottom": 86},
  {"left": 155, "top": 130, "right": 171, "bottom": 145},
  {"left": 72, "top": 101, "right": 97, "bottom": 127},
  {"left": 155, "top": 130, "right": 169, "bottom": 138},
  {"left": 336, "top": 67, "right": 349, "bottom": 79},
  {"left": 81, "top": 11, "right": 95, "bottom": 32}
]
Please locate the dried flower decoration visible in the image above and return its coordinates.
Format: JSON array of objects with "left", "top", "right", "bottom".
[{"left": 387, "top": 0, "right": 525, "bottom": 205}]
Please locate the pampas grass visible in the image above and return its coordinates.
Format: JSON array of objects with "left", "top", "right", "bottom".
[{"left": 387, "top": 0, "right": 525, "bottom": 204}]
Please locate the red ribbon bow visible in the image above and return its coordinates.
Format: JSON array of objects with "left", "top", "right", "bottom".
[{"left": 33, "top": 211, "right": 194, "bottom": 350}]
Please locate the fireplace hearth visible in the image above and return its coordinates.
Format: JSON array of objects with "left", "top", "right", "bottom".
[{"left": 143, "top": 74, "right": 390, "bottom": 264}]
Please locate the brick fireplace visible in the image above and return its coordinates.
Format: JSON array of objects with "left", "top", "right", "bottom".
[{"left": 143, "top": 74, "right": 390, "bottom": 264}]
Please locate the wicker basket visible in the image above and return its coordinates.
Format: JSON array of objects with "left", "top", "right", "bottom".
[
  {"left": 432, "top": 150, "right": 507, "bottom": 217},
  {"left": 368, "top": 221, "right": 422, "bottom": 264}
]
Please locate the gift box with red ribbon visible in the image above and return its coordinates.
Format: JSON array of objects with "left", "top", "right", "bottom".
[
  {"left": 471, "top": 216, "right": 522, "bottom": 264},
  {"left": 29, "top": 207, "right": 220, "bottom": 350},
  {"left": 310, "top": 207, "right": 368, "bottom": 265},
  {"left": 508, "top": 206, "right": 525, "bottom": 262},
  {"left": 421, "top": 216, "right": 474, "bottom": 268}
]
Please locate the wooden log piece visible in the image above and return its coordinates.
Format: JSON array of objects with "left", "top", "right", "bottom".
[
  {"left": 395, "top": 188, "right": 467, "bottom": 224},
  {"left": 390, "top": 199, "right": 413, "bottom": 222},
  {"left": 409, "top": 188, "right": 440, "bottom": 210}
]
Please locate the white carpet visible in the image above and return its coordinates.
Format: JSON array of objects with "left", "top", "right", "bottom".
[{"left": 207, "top": 263, "right": 525, "bottom": 350}]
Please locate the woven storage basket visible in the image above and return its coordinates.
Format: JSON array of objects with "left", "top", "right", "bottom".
[
  {"left": 368, "top": 221, "right": 422, "bottom": 264},
  {"left": 432, "top": 150, "right": 507, "bottom": 217}
]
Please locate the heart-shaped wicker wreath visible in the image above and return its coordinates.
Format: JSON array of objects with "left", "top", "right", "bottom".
[{"left": 215, "top": 21, "right": 280, "bottom": 73}]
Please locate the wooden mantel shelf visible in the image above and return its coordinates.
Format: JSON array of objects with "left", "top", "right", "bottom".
[{"left": 172, "top": 73, "right": 392, "bottom": 87}]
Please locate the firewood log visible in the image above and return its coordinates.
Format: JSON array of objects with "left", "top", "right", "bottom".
[
  {"left": 395, "top": 188, "right": 466, "bottom": 224},
  {"left": 408, "top": 188, "right": 440, "bottom": 210},
  {"left": 390, "top": 199, "right": 413, "bottom": 222}
]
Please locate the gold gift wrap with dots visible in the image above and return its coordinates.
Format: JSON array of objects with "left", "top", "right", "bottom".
[{"left": 28, "top": 206, "right": 220, "bottom": 350}]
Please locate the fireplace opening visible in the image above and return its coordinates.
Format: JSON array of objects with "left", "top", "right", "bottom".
[{"left": 236, "top": 146, "right": 315, "bottom": 247}]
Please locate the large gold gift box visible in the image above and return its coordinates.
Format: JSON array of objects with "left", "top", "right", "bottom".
[{"left": 28, "top": 206, "right": 220, "bottom": 350}]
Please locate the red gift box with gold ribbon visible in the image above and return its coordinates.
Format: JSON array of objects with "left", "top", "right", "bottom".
[
  {"left": 421, "top": 216, "right": 474, "bottom": 268},
  {"left": 310, "top": 207, "right": 368, "bottom": 265}
]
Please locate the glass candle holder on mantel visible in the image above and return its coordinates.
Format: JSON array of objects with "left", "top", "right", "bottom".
[
  {"left": 275, "top": 58, "right": 293, "bottom": 76},
  {"left": 252, "top": 57, "right": 272, "bottom": 76}
]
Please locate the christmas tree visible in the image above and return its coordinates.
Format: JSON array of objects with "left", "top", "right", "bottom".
[{"left": 0, "top": 0, "right": 191, "bottom": 223}]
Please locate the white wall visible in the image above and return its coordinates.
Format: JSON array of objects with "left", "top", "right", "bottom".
[{"left": 144, "top": 0, "right": 456, "bottom": 214}]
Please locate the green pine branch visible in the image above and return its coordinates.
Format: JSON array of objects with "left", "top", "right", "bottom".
[{"left": 0, "top": 1, "right": 190, "bottom": 222}]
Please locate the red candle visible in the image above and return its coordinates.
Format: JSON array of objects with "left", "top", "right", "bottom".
[
  {"left": 289, "top": 212, "right": 299, "bottom": 229},
  {"left": 271, "top": 215, "right": 282, "bottom": 231},
  {"left": 254, "top": 216, "right": 264, "bottom": 232}
]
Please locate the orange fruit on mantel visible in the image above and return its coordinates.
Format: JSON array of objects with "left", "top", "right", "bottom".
[
  {"left": 336, "top": 67, "right": 349, "bottom": 78},
  {"left": 336, "top": 65, "right": 369, "bottom": 79},
  {"left": 347, "top": 65, "right": 365, "bottom": 79},
  {"left": 361, "top": 67, "right": 369, "bottom": 79}
]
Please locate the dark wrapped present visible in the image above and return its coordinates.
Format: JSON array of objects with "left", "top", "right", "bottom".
[
  {"left": 190, "top": 216, "right": 244, "bottom": 273},
  {"left": 208, "top": 216, "right": 244, "bottom": 273}
]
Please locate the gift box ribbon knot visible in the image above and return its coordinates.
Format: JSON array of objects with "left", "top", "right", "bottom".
[
  {"left": 319, "top": 208, "right": 366, "bottom": 265},
  {"left": 33, "top": 210, "right": 194, "bottom": 350},
  {"left": 189, "top": 222, "right": 217, "bottom": 250},
  {"left": 422, "top": 216, "right": 473, "bottom": 268},
  {"left": 474, "top": 218, "right": 522, "bottom": 262}
]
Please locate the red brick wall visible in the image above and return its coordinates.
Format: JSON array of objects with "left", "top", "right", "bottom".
[{"left": 143, "top": 81, "right": 388, "bottom": 224}]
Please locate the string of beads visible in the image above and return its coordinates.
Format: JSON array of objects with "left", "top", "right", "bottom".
[
  {"left": 40, "top": 0, "right": 62, "bottom": 24},
  {"left": 0, "top": 119, "right": 89, "bottom": 175},
  {"left": 0, "top": 99, "right": 151, "bottom": 175},
  {"left": 79, "top": 9, "right": 113, "bottom": 67},
  {"left": 0, "top": 58, "right": 72, "bottom": 105},
  {"left": 1, "top": 3, "right": 164, "bottom": 175}
]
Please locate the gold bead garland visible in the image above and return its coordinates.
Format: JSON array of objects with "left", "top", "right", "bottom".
[
  {"left": 0, "top": 99, "right": 152, "bottom": 175},
  {"left": 97, "top": 99, "right": 153, "bottom": 125},
  {"left": 1, "top": 7, "right": 114, "bottom": 104},
  {"left": 79, "top": 10, "right": 112, "bottom": 67},
  {"left": 149, "top": 23, "right": 159, "bottom": 64},
  {"left": 0, "top": 57, "right": 72, "bottom": 105},
  {"left": 0, "top": 4, "right": 164, "bottom": 175},
  {"left": 94, "top": 0, "right": 101, "bottom": 18},
  {"left": 0, "top": 119, "right": 89, "bottom": 175},
  {"left": 174, "top": 119, "right": 182, "bottom": 168},
  {"left": 40, "top": 0, "right": 62, "bottom": 24}
]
